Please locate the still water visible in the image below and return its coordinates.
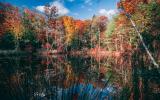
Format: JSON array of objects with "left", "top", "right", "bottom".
[{"left": 0, "top": 54, "right": 159, "bottom": 100}]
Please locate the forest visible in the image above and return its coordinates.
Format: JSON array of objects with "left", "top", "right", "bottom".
[{"left": 0, "top": 0, "right": 160, "bottom": 99}]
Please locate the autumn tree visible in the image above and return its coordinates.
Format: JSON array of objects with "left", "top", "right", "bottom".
[
  {"left": 82, "top": 20, "right": 92, "bottom": 48},
  {"left": 108, "top": 1, "right": 160, "bottom": 99},
  {"left": 75, "top": 20, "right": 85, "bottom": 36},
  {"left": 42, "top": 4, "right": 66, "bottom": 52},
  {"left": 20, "top": 8, "right": 45, "bottom": 51},
  {"left": 0, "top": 3, "right": 23, "bottom": 50},
  {"left": 0, "top": 3, "right": 5, "bottom": 36},
  {"left": 2, "top": 3, "right": 23, "bottom": 39},
  {"left": 72, "top": 19, "right": 92, "bottom": 50},
  {"left": 61, "top": 16, "right": 76, "bottom": 47},
  {"left": 89, "top": 15, "right": 108, "bottom": 49}
]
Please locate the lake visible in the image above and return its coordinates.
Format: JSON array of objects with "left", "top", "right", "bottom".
[{"left": 0, "top": 54, "right": 159, "bottom": 100}]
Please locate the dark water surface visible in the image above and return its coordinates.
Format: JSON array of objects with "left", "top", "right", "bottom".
[{"left": 0, "top": 54, "right": 159, "bottom": 100}]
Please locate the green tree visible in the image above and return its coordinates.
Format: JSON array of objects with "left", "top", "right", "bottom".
[
  {"left": 0, "top": 32, "right": 15, "bottom": 50},
  {"left": 19, "top": 30, "right": 41, "bottom": 51}
]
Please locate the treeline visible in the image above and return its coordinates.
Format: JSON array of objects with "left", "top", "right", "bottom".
[
  {"left": 0, "top": 2, "right": 108, "bottom": 52},
  {"left": 0, "top": 0, "right": 160, "bottom": 59}
]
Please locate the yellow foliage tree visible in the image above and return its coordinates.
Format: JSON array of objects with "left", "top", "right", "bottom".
[{"left": 61, "top": 16, "right": 76, "bottom": 45}]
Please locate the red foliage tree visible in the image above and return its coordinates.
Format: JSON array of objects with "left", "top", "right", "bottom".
[{"left": 75, "top": 20, "right": 85, "bottom": 36}]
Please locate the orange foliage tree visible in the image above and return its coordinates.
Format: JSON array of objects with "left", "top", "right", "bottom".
[
  {"left": 75, "top": 20, "right": 85, "bottom": 37},
  {"left": 61, "top": 16, "right": 76, "bottom": 45},
  {"left": 1, "top": 3, "right": 23, "bottom": 39},
  {"left": 117, "top": 0, "right": 149, "bottom": 14}
]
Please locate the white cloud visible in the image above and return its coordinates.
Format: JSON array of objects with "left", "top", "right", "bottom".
[
  {"left": 51, "top": 1, "right": 69, "bottom": 15},
  {"left": 36, "top": 6, "right": 44, "bottom": 12},
  {"left": 36, "top": 1, "right": 69, "bottom": 15},
  {"left": 98, "top": 9, "right": 118, "bottom": 19}
]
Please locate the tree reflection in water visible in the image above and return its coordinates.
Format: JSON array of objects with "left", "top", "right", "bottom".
[{"left": 0, "top": 54, "right": 159, "bottom": 100}]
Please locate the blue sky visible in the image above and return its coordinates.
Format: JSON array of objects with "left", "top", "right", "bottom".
[{"left": 2, "top": 0, "right": 119, "bottom": 19}]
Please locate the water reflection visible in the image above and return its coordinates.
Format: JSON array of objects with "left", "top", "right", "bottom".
[{"left": 0, "top": 55, "right": 159, "bottom": 100}]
